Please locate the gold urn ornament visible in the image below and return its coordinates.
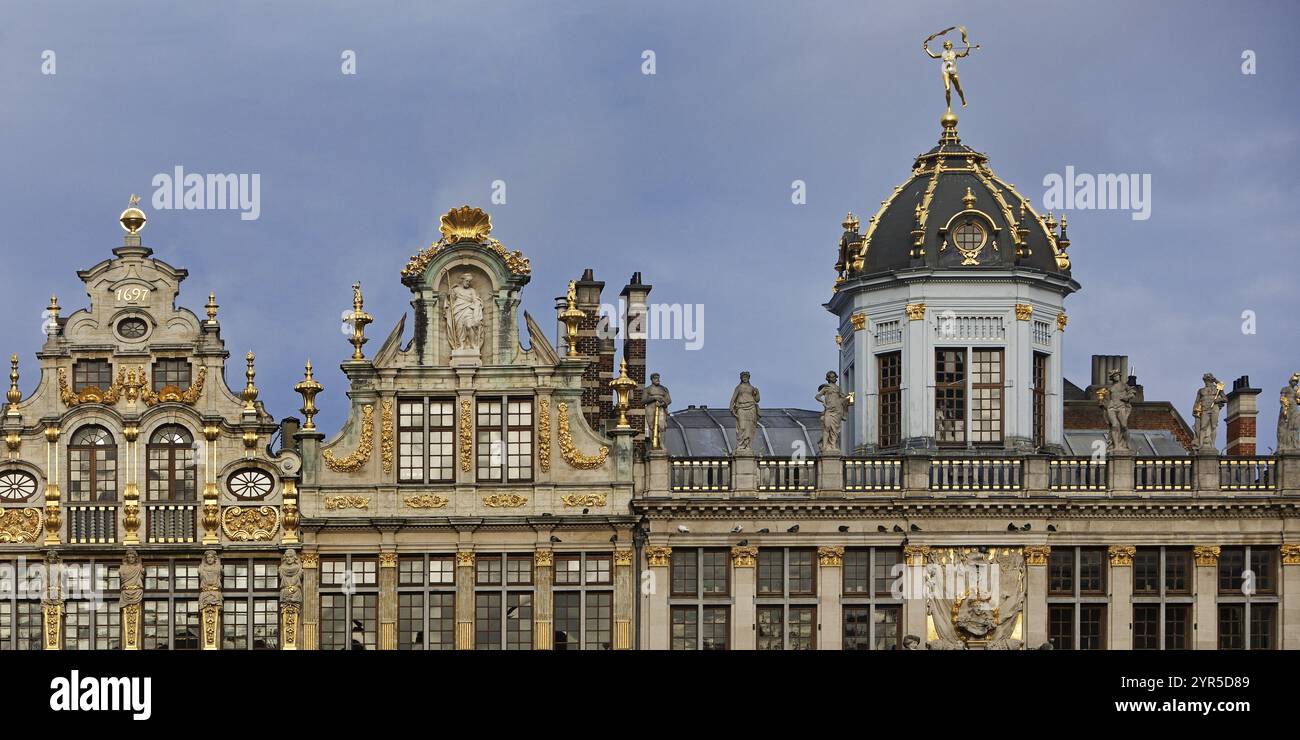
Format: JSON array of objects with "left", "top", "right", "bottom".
[
  {"left": 559, "top": 280, "right": 585, "bottom": 357},
  {"left": 294, "top": 360, "right": 323, "bottom": 431},
  {"left": 609, "top": 358, "right": 638, "bottom": 429}
]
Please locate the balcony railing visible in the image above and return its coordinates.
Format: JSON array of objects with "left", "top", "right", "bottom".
[
  {"left": 757, "top": 459, "right": 816, "bottom": 492},
  {"left": 1219, "top": 457, "right": 1276, "bottom": 491},
  {"left": 146, "top": 504, "right": 198, "bottom": 544},
  {"left": 844, "top": 459, "right": 903, "bottom": 491},
  {"left": 67, "top": 505, "right": 117, "bottom": 544},
  {"left": 1134, "top": 458, "right": 1193, "bottom": 491},
  {"left": 670, "top": 458, "right": 731, "bottom": 492},
  {"left": 1049, "top": 458, "right": 1108, "bottom": 492},
  {"left": 929, "top": 459, "right": 1023, "bottom": 491}
]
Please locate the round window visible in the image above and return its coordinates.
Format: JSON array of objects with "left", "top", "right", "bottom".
[
  {"left": 953, "top": 221, "right": 986, "bottom": 252},
  {"left": 117, "top": 317, "right": 149, "bottom": 339},
  {"left": 0, "top": 470, "right": 38, "bottom": 501},
  {"left": 228, "top": 468, "right": 274, "bottom": 500}
]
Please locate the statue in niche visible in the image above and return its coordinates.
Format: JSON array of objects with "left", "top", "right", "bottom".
[
  {"left": 730, "top": 371, "right": 761, "bottom": 454},
  {"left": 279, "top": 550, "right": 303, "bottom": 607},
  {"left": 815, "top": 371, "right": 853, "bottom": 453},
  {"left": 1097, "top": 369, "right": 1137, "bottom": 452},
  {"left": 120, "top": 549, "right": 143, "bottom": 608},
  {"left": 643, "top": 373, "right": 672, "bottom": 449},
  {"left": 199, "top": 550, "right": 222, "bottom": 610},
  {"left": 1192, "top": 373, "right": 1226, "bottom": 452},
  {"left": 1278, "top": 373, "right": 1300, "bottom": 452},
  {"left": 445, "top": 272, "right": 485, "bottom": 353}
]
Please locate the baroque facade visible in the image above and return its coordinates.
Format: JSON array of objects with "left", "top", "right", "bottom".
[{"left": 3, "top": 119, "right": 1300, "bottom": 653}]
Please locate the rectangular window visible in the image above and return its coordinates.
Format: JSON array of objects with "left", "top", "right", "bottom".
[
  {"left": 756, "top": 606, "right": 783, "bottom": 651},
  {"left": 1218, "top": 547, "right": 1246, "bottom": 594},
  {"left": 506, "top": 592, "right": 533, "bottom": 650},
  {"left": 476, "top": 399, "right": 503, "bottom": 481},
  {"left": 475, "top": 397, "right": 535, "bottom": 483},
  {"left": 398, "top": 399, "right": 457, "bottom": 483},
  {"left": 934, "top": 349, "right": 966, "bottom": 445},
  {"left": 874, "top": 548, "right": 902, "bottom": 597},
  {"left": 1249, "top": 604, "right": 1276, "bottom": 650},
  {"left": 671, "top": 549, "right": 697, "bottom": 597},
  {"left": 554, "top": 591, "right": 579, "bottom": 650},
  {"left": 843, "top": 605, "right": 900, "bottom": 650},
  {"left": 1165, "top": 548, "right": 1191, "bottom": 594},
  {"left": 476, "top": 592, "right": 502, "bottom": 650},
  {"left": 788, "top": 549, "right": 816, "bottom": 596},
  {"left": 757, "top": 550, "right": 783, "bottom": 596},
  {"left": 970, "top": 349, "right": 1004, "bottom": 445},
  {"left": 474, "top": 553, "right": 535, "bottom": 650},
  {"left": 1078, "top": 548, "right": 1106, "bottom": 594},
  {"left": 1250, "top": 548, "right": 1275, "bottom": 594},
  {"left": 152, "top": 359, "right": 191, "bottom": 391},
  {"left": 1078, "top": 604, "right": 1106, "bottom": 649},
  {"left": 1218, "top": 604, "right": 1244, "bottom": 650},
  {"left": 585, "top": 591, "right": 612, "bottom": 650},
  {"left": 1165, "top": 605, "right": 1190, "bottom": 650},
  {"left": 843, "top": 549, "right": 870, "bottom": 594},
  {"left": 397, "top": 401, "right": 425, "bottom": 483},
  {"left": 1048, "top": 604, "right": 1073, "bottom": 650},
  {"left": 1032, "top": 352, "right": 1048, "bottom": 448},
  {"left": 701, "top": 607, "right": 729, "bottom": 650},
  {"left": 73, "top": 360, "right": 113, "bottom": 392},
  {"left": 671, "top": 606, "right": 697, "bottom": 650},
  {"left": 788, "top": 606, "right": 816, "bottom": 650},
  {"left": 319, "top": 556, "right": 378, "bottom": 650},
  {"left": 1134, "top": 548, "right": 1159, "bottom": 594},
  {"left": 1132, "top": 604, "right": 1158, "bottom": 650},
  {"left": 1048, "top": 549, "right": 1073, "bottom": 595},
  {"left": 878, "top": 351, "right": 902, "bottom": 449},
  {"left": 506, "top": 398, "right": 534, "bottom": 482}
]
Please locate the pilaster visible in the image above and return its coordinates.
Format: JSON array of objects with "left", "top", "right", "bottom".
[
  {"left": 1193, "top": 546, "right": 1220, "bottom": 650},
  {"left": 1108, "top": 545, "right": 1135, "bottom": 650}
]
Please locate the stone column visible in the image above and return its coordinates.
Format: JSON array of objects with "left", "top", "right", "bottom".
[
  {"left": 613, "top": 549, "right": 633, "bottom": 649},
  {"left": 731, "top": 546, "right": 757, "bottom": 650},
  {"left": 300, "top": 552, "right": 319, "bottom": 650},
  {"left": 534, "top": 549, "right": 554, "bottom": 650},
  {"left": 378, "top": 551, "right": 397, "bottom": 650},
  {"left": 1282, "top": 545, "right": 1300, "bottom": 649},
  {"left": 1024, "top": 545, "right": 1050, "bottom": 648},
  {"left": 903, "top": 545, "right": 930, "bottom": 642},
  {"left": 455, "top": 550, "right": 475, "bottom": 649},
  {"left": 817, "top": 547, "right": 843, "bottom": 650},
  {"left": 1193, "top": 546, "right": 1220, "bottom": 650},
  {"left": 645, "top": 546, "right": 671, "bottom": 650},
  {"left": 1108, "top": 546, "right": 1135, "bottom": 650}
]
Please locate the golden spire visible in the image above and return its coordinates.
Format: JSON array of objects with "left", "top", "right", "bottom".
[
  {"left": 346, "top": 282, "right": 374, "bottom": 361},
  {"left": 6, "top": 354, "right": 20, "bottom": 408},
  {"left": 609, "top": 358, "right": 638, "bottom": 429},
  {"left": 294, "top": 360, "right": 323, "bottom": 431},
  {"left": 962, "top": 186, "right": 977, "bottom": 209},
  {"left": 205, "top": 292, "right": 219, "bottom": 322},
  {"left": 119, "top": 194, "right": 147, "bottom": 234},
  {"left": 47, "top": 296, "right": 59, "bottom": 320},
  {"left": 242, "top": 351, "right": 259, "bottom": 412},
  {"left": 559, "top": 280, "right": 586, "bottom": 358},
  {"left": 841, "top": 211, "right": 860, "bottom": 232}
]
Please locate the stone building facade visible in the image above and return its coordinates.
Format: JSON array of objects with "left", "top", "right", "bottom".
[{"left": 3, "top": 118, "right": 1299, "bottom": 653}]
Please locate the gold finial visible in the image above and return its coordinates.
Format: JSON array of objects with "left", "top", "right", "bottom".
[
  {"left": 119, "top": 194, "right": 147, "bottom": 234},
  {"left": 841, "top": 211, "right": 860, "bottom": 232},
  {"left": 242, "top": 351, "right": 258, "bottom": 411},
  {"left": 962, "top": 186, "right": 977, "bottom": 209},
  {"left": 346, "top": 282, "right": 374, "bottom": 362},
  {"left": 6, "top": 354, "right": 20, "bottom": 408},
  {"left": 294, "top": 360, "right": 324, "bottom": 431},
  {"left": 47, "top": 296, "right": 60, "bottom": 319},
  {"left": 205, "top": 292, "right": 219, "bottom": 322},
  {"left": 609, "top": 358, "right": 638, "bottom": 429},
  {"left": 559, "top": 280, "right": 586, "bottom": 358}
]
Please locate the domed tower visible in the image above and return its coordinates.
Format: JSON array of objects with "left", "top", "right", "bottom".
[{"left": 827, "top": 110, "right": 1080, "bottom": 453}]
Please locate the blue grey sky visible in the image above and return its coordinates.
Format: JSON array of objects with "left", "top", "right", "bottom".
[{"left": 1, "top": 1, "right": 1297, "bottom": 446}]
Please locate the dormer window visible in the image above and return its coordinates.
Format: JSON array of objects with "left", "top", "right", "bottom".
[
  {"left": 72, "top": 360, "right": 113, "bottom": 392},
  {"left": 935, "top": 348, "right": 1004, "bottom": 446}
]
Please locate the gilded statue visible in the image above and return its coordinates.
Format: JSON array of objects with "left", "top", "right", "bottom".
[{"left": 923, "top": 26, "right": 979, "bottom": 110}]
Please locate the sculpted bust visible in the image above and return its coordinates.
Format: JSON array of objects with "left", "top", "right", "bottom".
[
  {"left": 730, "top": 371, "right": 761, "bottom": 453},
  {"left": 446, "top": 272, "right": 485, "bottom": 353}
]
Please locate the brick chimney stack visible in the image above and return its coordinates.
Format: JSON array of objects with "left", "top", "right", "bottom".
[
  {"left": 620, "top": 272, "right": 652, "bottom": 456},
  {"left": 1225, "top": 375, "right": 1261, "bottom": 455},
  {"left": 574, "top": 269, "right": 616, "bottom": 434}
]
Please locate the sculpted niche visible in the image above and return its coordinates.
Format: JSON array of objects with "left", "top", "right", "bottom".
[{"left": 441, "top": 265, "right": 492, "bottom": 366}]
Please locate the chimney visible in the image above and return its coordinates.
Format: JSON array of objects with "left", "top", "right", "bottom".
[
  {"left": 574, "top": 269, "right": 615, "bottom": 433},
  {"left": 1085, "top": 355, "right": 1129, "bottom": 399},
  {"left": 1225, "top": 375, "right": 1261, "bottom": 455},
  {"left": 620, "top": 272, "right": 652, "bottom": 456}
]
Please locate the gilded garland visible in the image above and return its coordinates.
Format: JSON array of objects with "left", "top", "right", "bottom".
[
  {"left": 482, "top": 493, "right": 528, "bottom": 508},
  {"left": 220, "top": 506, "right": 281, "bottom": 542},
  {"left": 556, "top": 402, "right": 608, "bottom": 469},
  {"left": 380, "top": 399, "right": 395, "bottom": 475},
  {"left": 323, "top": 404, "right": 374, "bottom": 473},
  {"left": 459, "top": 398, "right": 472, "bottom": 472},
  {"left": 403, "top": 494, "right": 449, "bottom": 509},
  {"left": 537, "top": 397, "right": 551, "bottom": 473},
  {"left": 560, "top": 493, "right": 607, "bottom": 508},
  {"left": 324, "top": 496, "right": 371, "bottom": 511},
  {"left": 141, "top": 366, "right": 206, "bottom": 406}
]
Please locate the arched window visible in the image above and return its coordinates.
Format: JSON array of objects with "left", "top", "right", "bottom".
[
  {"left": 147, "top": 425, "right": 195, "bottom": 501},
  {"left": 68, "top": 426, "right": 117, "bottom": 503}
]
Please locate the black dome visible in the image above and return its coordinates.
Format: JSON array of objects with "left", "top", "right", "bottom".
[{"left": 835, "top": 116, "right": 1073, "bottom": 280}]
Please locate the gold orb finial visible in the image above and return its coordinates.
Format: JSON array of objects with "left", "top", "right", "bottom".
[
  {"left": 940, "top": 110, "right": 958, "bottom": 129},
  {"left": 120, "top": 194, "right": 147, "bottom": 234}
]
